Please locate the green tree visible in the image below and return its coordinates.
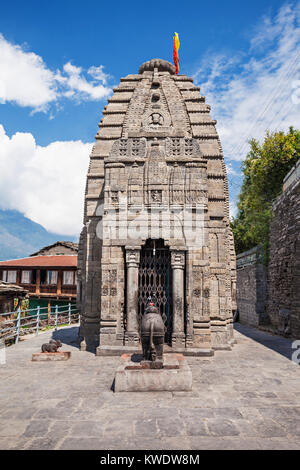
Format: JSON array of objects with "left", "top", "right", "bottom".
[{"left": 231, "top": 127, "right": 300, "bottom": 263}]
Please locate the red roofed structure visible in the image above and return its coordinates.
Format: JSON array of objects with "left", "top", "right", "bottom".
[
  {"left": 0, "top": 255, "right": 77, "bottom": 268},
  {"left": 0, "top": 248, "right": 77, "bottom": 303}
]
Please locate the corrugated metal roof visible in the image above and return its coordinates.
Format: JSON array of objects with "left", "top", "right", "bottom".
[{"left": 0, "top": 255, "right": 77, "bottom": 268}]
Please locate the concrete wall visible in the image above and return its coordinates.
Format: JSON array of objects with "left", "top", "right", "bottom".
[
  {"left": 267, "top": 161, "right": 300, "bottom": 338},
  {"left": 236, "top": 246, "right": 267, "bottom": 327}
]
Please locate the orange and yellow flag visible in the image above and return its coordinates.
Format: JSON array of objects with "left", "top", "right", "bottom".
[{"left": 173, "top": 32, "right": 180, "bottom": 74}]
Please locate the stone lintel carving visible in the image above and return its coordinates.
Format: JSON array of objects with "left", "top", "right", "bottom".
[
  {"left": 105, "top": 162, "right": 125, "bottom": 168},
  {"left": 167, "top": 158, "right": 207, "bottom": 164},
  {"left": 185, "top": 162, "right": 206, "bottom": 168},
  {"left": 128, "top": 130, "right": 186, "bottom": 139}
]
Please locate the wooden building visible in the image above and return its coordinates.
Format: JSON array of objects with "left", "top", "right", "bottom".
[
  {"left": 0, "top": 281, "right": 28, "bottom": 321},
  {"left": 0, "top": 243, "right": 77, "bottom": 305}
]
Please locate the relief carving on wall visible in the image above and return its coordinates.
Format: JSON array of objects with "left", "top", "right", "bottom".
[
  {"left": 185, "top": 190, "right": 207, "bottom": 203},
  {"left": 203, "top": 288, "right": 210, "bottom": 298},
  {"left": 165, "top": 138, "right": 203, "bottom": 158},
  {"left": 110, "top": 191, "right": 119, "bottom": 203},
  {"left": 192, "top": 268, "right": 202, "bottom": 282},
  {"left": 102, "top": 286, "right": 108, "bottom": 296},
  {"left": 185, "top": 163, "right": 207, "bottom": 204},
  {"left": 143, "top": 140, "right": 169, "bottom": 205},
  {"left": 171, "top": 190, "right": 184, "bottom": 204},
  {"left": 101, "top": 268, "right": 118, "bottom": 298},
  {"left": 149, "top": 112, "right": 164, "bottom": 127},
  {"left": 174, "top": 297, "right": 183, "bottom": 313},
  {"left": 142, "top": 88, "right": 172, "bottom": 131},
  {"left": 109, "top": 138, "right": 146, "bottom": 159},
  {"left": 170, "top": 163, "right": 185, "bottom": 204},
  {"left": 193, "top": 288, "right": 201, "bottom": 298},
  {"left": 150, "top": 190, "right": 162, "bottom": 202}
]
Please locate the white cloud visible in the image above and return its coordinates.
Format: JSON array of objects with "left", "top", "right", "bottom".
[
  {"left": 0, "top": 34, "right": 57, "bottom": 110},
  {"left": 88, "top": 65, "right": 110, "bottom": 85},
  {"left": 0, "top": 33, "right": 112, "bottom": 112},
  {"left": 61, "top": 62, "right": 112, "bottom": 101},
  {"left": 0, "top": 124, "right": 91, "bottom": 235},
  {"left": 226, "top": 162, "right": 240, "bottom": 176},
  {"left": 194, "top": 2, "right": 300, "bottom": 161}
]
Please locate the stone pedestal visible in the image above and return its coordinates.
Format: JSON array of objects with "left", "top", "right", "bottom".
[
  {"left": 211, "top": 322, "right": 232, "bottom": 350},
  {"left": 32, "top": 352, "right": 71, "bottom": 361},
  {"left": 114, "top": 353, "right": 192, "bottom": 392}
]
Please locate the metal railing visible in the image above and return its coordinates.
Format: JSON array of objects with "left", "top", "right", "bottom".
[{"left": 0, "top": 303, "right": 80, "bottom": 345}]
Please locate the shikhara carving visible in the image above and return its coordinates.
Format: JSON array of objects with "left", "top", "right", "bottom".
[{"left": 77, "top": 58, "right": 237, "bottom": 355}]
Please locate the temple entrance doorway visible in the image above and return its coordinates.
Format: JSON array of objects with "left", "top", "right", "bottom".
[{"left": 138, "top": 239, "right": 173, "bottom": 343}]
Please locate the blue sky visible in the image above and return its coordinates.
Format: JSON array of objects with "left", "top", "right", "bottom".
[
  {"left": 0, "top": 0, "right": 288, "bottom": 144},
  {"left": 1, "top": 0, "right": 300, "bottom": 258}
]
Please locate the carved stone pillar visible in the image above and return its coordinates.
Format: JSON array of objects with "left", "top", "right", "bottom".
[
  {"left": 171, "top": 249, "right": 186, "bottom": 348},
  {"left": 125, "top": 247, "right": 141, "bottom": 345}
]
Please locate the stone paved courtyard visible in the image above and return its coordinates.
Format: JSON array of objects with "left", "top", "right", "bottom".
[{"left": 0, "top": 324, "right": 299, "bottom": 450}]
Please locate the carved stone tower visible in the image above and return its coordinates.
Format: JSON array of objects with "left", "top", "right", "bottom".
[{"left": 77, "top": 58, "right": 237, "bottom": 355}]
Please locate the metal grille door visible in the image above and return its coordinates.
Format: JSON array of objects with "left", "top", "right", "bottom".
[{"left": 138, "top": 239, "right": 172, "bottom": 343}]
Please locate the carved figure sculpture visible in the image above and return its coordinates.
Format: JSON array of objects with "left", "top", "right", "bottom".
[
  {"left": 41, "top": 339, "right": 62, "bottom": 353},
  {"left": 141, "top": 301, "right": 164, "bottom": 361}
]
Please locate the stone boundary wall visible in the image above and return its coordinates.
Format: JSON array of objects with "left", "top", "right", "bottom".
[
  {"left": 283, "top": 158, "right": 300, "bottom": 192},
  {"left": 236, "top": 160, "right": 300, "bottom": 337},
  {"left": 267, "top": 164, "right": 300, "bottom": 338},
  {"left": 236, "top": 246, "right": 267, "bottom": 327}
]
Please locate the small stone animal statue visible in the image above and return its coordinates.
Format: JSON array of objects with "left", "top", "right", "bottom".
[
  {"left": 41, "top": 339, "right": 62, "bottom": 353},
  {"left": 141, "top": 301, "right": 164, "bottom": 362}
]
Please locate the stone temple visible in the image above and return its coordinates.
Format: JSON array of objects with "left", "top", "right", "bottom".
[{"left": 77, "top": 58, "right": 237, "bottom": 355}]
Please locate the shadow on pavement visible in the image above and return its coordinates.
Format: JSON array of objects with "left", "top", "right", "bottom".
[
  {"left": 234, "top": 322, "right": 297, "bottom": 362},
  {"left": 52, "top": 326, "right": 81, "bottom": 350},
  {"left": 49, "top": 323, "right": 297, "bottom": 363}
]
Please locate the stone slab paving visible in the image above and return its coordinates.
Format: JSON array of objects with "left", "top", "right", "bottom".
[{"left": 0, "top": 323, "right": 299, "bottom": 450}]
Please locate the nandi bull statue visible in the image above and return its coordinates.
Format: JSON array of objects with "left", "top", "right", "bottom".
[
  {"left": 41, "top": 339, "right": 62, "bottom": 353},
  {"left": 141, "top": 300, "right": 165, "bottom": 363}
]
